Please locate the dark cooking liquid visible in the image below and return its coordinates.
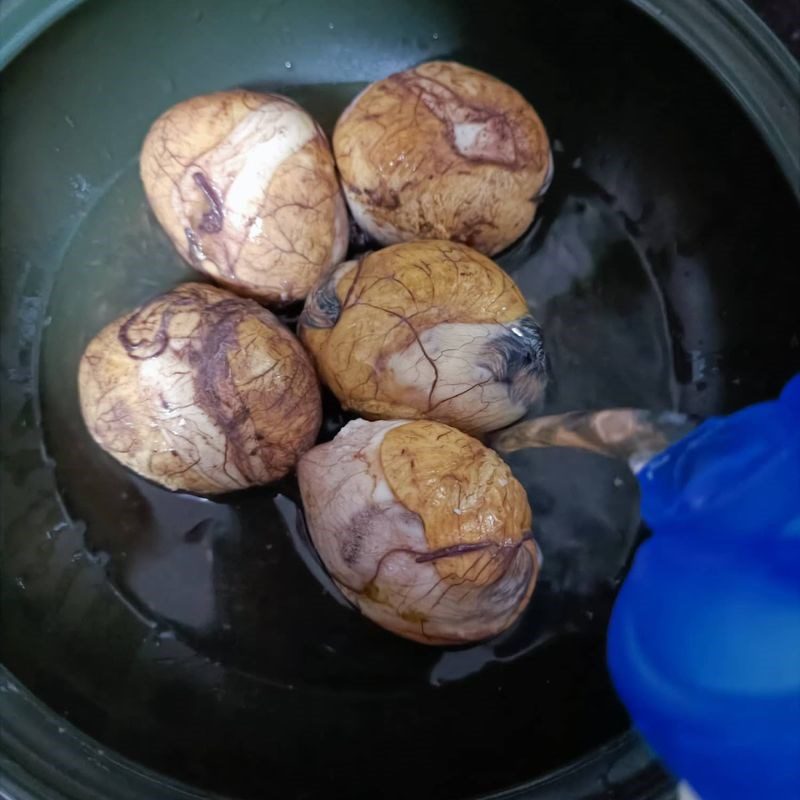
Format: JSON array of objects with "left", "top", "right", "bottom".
[{"left": 38, "top": 83, "right": 674, "bottom": 799}]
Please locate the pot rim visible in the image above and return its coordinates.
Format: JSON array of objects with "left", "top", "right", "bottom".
[
  {"left": 0, "top": 665, "right": 670, "bottom": 800},
  {"left": 631, "top": 0, "right": 799, "bottom": 199},
  {"left": 1, "top": 0, "right": 797, "bottom": 193}
]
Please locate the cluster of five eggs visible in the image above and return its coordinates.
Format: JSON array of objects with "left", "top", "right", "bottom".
[{"left": 79, "top": 61, "right": 553, "bottom": 644}]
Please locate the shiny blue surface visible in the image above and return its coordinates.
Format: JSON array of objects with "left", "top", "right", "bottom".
[{"left": 609, "top": 375, "right": 800, "bottom": 800}]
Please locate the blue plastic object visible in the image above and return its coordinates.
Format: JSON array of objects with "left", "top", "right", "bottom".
[{"left": 608, "top": 375, "right": 800, "bottom": 800}]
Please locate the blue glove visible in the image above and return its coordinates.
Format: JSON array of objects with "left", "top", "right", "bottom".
[{"left": 608, "top": 375, "right": 800, "bottom": 800}]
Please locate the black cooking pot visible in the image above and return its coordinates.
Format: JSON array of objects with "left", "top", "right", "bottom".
[{"left": 1, "top": 1, "right": 798, "bottom": 798}]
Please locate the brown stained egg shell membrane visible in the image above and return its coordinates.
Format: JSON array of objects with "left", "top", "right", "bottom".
[
  {"left": 78, "top": 283, "right": 321, "bottom": 494},
  {"left": 334, "top": 60, "right": 552, "bottom": 256},
  {"left": 140, "top": 90, "right": 348, "bottom": 305},
  {"left": 298, "top": 419, "right": 539, "bottom": 644},
  {"left": 300, "top": 240, "right": 547, "bottom": 435}
]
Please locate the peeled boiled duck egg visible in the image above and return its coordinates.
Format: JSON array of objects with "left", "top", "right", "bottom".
[
  {"left": 78, "top": 282, "right": 321, "bottom": 494},
  {"left": 299, "top": 240, "right": 547, "bottom": 435},
  {"left": 140, "top": 90, "right": 348, "bottom": 305},
  {"left": 333, "top": 61, "right": 552, "bottom": 255},
  {"left": 298, "top": 418, "right": 540, "bottom": 644}
]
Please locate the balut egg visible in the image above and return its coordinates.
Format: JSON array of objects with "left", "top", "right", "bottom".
[
  {"left": 298, "top": 418, "right": 539, "bottom": 644},
  {"left": 140, "top": 90, "right": 348, "bottom": 305},
  {"left": 333, "top": 61, "right": 552, "bottom": 255},
  {"left": 78, "top": 282, "right": 321, "bottom": 494},
  {"left": 299, "top": 240, "right": 547, "bottom": 435}
]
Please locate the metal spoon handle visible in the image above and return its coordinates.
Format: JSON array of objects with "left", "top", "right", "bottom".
[{"left": 491, "top": 409, "right": 698, "bottom": 474}]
